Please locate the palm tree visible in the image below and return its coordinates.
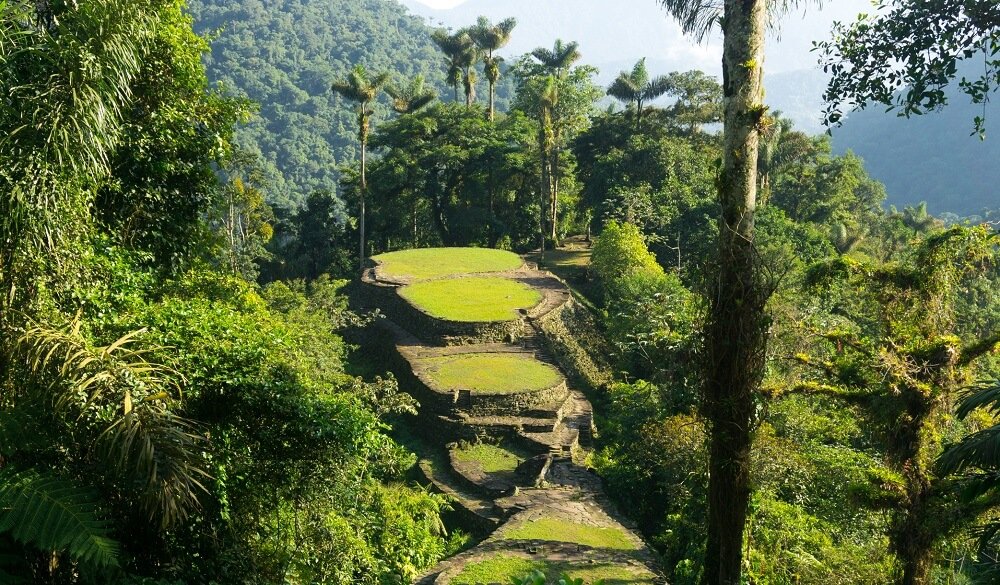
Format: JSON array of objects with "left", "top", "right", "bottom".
[
  {"left": 607, "top": 58, "right": 671, "bottom": 130},
  {"left": 901, "top": 202, "right": 941, "bottom": 234},
  {"left": 331, "top": 65, "right": 390, "bottom": 272},
  {"left": 432, "top": 30, "right": 478, "bottom": 106},
  {"left": 656, "top": 2, "right": 816, "bottom": 583},
  {"left": 531, "top": 40, "right": 582, "bottom": 245},
  {"left": 756, "top": 112, "right": 794, "bottom": 201},
  {"left": 469, "top": 16, "right": 517, "bottom": 122},
  {"left": 386, "top": 75, "right": 437, "bottom": 114},
  {"left": 531, "top": 39, "right": 582, "bottom": 78}
]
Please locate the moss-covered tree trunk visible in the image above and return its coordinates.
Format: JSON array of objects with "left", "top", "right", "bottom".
[
  {"left": 701, "top": 1, "right": 768, "bottom": 584},
  {"left": 893, "top": 388, "right": 942, "bottom": 585}
]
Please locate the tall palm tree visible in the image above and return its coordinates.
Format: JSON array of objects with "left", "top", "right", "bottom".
[
  {"left": 386, "top": 75, "right": 437, "bottom": 114},
  {"left": 531, "top": 39, "right": 581, "bottom": 245},
  {"left": 657, "top": 2, "right": 816, "bottom": 584},
  {"left": 531, "top": 39, "right": 582, "bottom": 78},
  {"left": 331, "top": 65, "right": 389, "bottom": 272},
  {"left": 607, "top": 58, "right": 671, "bottom": 130},
  {"left": 432, "top": 30, "right": 478, "bottom": 106},
  {"left": 469, "top": 16, "right": 517, "bottom": 122}
]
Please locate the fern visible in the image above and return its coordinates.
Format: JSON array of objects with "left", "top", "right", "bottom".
[{"left": 0, "top": 468, "right": 119, "bottom": 569}]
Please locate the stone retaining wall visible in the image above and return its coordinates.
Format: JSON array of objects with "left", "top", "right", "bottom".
[{"left": 361, "top": 279, "right": 528, "bottom": 346}]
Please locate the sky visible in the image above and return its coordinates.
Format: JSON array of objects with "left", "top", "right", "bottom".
[{"left": 406, "top": 0, "right": 876, "bottom": 75}]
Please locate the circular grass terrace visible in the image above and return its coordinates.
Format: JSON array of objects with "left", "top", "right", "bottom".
[
  {"left": 420, "top": 353, "right": 562, "bottom": 394},
  {"left": 500, "top": 516, "right": 638, "bottom": 551},
  {"left": 373, "top": 247, "right": 523, "bottom": 282},
  {"left": 447, "top": 554, "right": 655, "bottom": 585},
  {"left": 399, "top": 277, "right": 542, "bottom": 323},
  {"left": 453, "top": 441, "right": 531, "bottom": 474}
]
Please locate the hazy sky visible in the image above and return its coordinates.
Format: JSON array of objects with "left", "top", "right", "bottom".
[{"left": 408, "top": 0, "right": 877, "bottom": 75}]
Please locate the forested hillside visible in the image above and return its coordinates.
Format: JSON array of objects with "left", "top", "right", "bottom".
[
  {"left": 188, "top": 0, "right": 519, "bottom": 211},
  {"left": 832, "top": 87, "right": 1000, "bottom": 217},
  {"left": 188, "top": 0, "right": 454, "bottom": 209}
]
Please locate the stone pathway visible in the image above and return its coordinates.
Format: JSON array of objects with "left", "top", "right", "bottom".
[{"left": 361, "top": 258, "right": 666, "bottom": 585}]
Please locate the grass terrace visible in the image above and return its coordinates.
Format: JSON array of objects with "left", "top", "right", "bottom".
[
  {"left": 372, "top": 247, "right": 523, "bottom": 281},
  {"left": 501, "top": 517, "right": 638, "bottom": 551},
  {"left": 421, "top": 353, "right": 562, "bottom": 394},
  {"left": 400, "top": 276, "right": 542, "bottom": 322},
  {"left": 453, "top": 442, "right": 530, "bottom": 473},
  {"left": 449, "top": 555, "right": 654, "bottom": 585}
]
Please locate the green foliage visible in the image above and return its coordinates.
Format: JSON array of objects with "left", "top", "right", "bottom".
[
  {"left": 591, "top": 221, "right": 662, "bottom": 287},
  {"left": 365, "top": 103, "right": 539, "bottom": 250},
  {"left": 263, "top": 189, "right": 355, "bottom": 282},
  {"left": 0, "top": 468, "right": 120, "bottom": 570},
  {"left": 96, "top": 1, "right": 251, "bottom": 272},
  {"left": 817, "top": 0, "right": 1000, "bottom": 136}
]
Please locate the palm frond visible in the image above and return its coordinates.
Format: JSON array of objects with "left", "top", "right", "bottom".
[
  {"left": 939, "top": 425, "right": 1000, "bottom": 475},
  {"left": 17, "top": 320, "right": 209, "bottom": 529},
  {"left": 657, "top": 0, "right": 722, "bottom": 42},
  {"left": 658, "top": 0, "right": 822, "bottom": 42},
  {"left": 643, "top": 74, "right": 672, "bottom": 101},
  {"left": 957, "top": 381, "right": 1000, "bottom": 418},
  {"left": 0, "top": 468, "right": 119, "bottom": 569},
  {"left": 607, "top": 74, "right": 639, "bottom": 103}
]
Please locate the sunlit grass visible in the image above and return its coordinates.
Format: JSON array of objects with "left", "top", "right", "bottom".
[
  {"left": 373, "top": 247, "right": 523, "bottom": 281},
  {"left": 502, "top": 517, "right": 638, "bottom": 551},
  {"left": 453, "top": 443, "right": 527, "bottom": 473},
  {"left": 400, "top": 277, "right": 541, "bottom": 322},
  {"left": 448, "top": 555, "right": 654, "bottom": 585},
  {"left": 421, "top": 353, "right": 562, "bottom": 393}
]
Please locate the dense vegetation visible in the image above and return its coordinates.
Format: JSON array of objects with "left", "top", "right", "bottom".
[
  {"left": 3, "top": 0, "right": 1000, "bottom": 584},
  {"left": 0, "top": 2, "right": 453, "bottom": 583},
  {"left": 186, "top": 0, "right": 516, "bottom": 211}
]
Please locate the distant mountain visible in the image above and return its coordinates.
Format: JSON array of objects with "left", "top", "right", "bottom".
[
  {"left": 831, "top": 92, "right": 1000, "bottom": 217},
  {"left": 189, "top": 0, "right": 452, "bottom": 210}
]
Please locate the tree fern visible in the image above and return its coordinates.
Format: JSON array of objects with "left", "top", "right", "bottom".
[{"left": 0, "top": 468, "right": 119, "bottom": 569}]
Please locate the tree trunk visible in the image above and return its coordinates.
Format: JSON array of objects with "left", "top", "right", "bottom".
[
  {"left": 550, "top": 133, "right": 560, "bottom": 245},
  {"left": 700, "top": 2, "right": 768, "bottom": 584},
  {"left": 359, "top": 134, "right": 367, "bottom": 273},
  {"left": 538, "top": 128, "right": 548, "bottom": 262},
  {"left": 897, "top": 489, "right": 935, "bottom": 585},
  {"left": 489, "top": 81, "right": 495, "bottom": 122}
]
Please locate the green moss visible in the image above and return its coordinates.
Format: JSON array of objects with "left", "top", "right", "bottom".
[
  {"left": 373, "top": 248, "right": 523, "bottom": 281},
  {"left": 421, "top": 353, "right": 562, "bottom": 394},
  {"left": 400, "top": 277, "right": 542, "bottom": 322},
  {"left": 502, "top": 517, "right": 638, "bottom": 550},
  {"left": 454, "top": 443, "right": 526, "bottom": 473},
  {"left": 449, "top": 555, "right": 654, "bottom": 585}
]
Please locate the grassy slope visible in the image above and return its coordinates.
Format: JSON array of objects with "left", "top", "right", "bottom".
[
  {"left": 453, "top": 443, "right": 526, "bottom": 473},
  {"left": 374, "top": 248, "right": 523, "bottom": 281},
  {"left": 422, "top": 354, "right": 562, "bottom": 393},
  {"left": 502, "top": 517, "right": 637, "bottom": 551},
  {"left": 400, "top": 277, "right": 541, "bottom": 322},
  {"left": 450, "top": 555, "right": 654, "bottom": 585}
]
